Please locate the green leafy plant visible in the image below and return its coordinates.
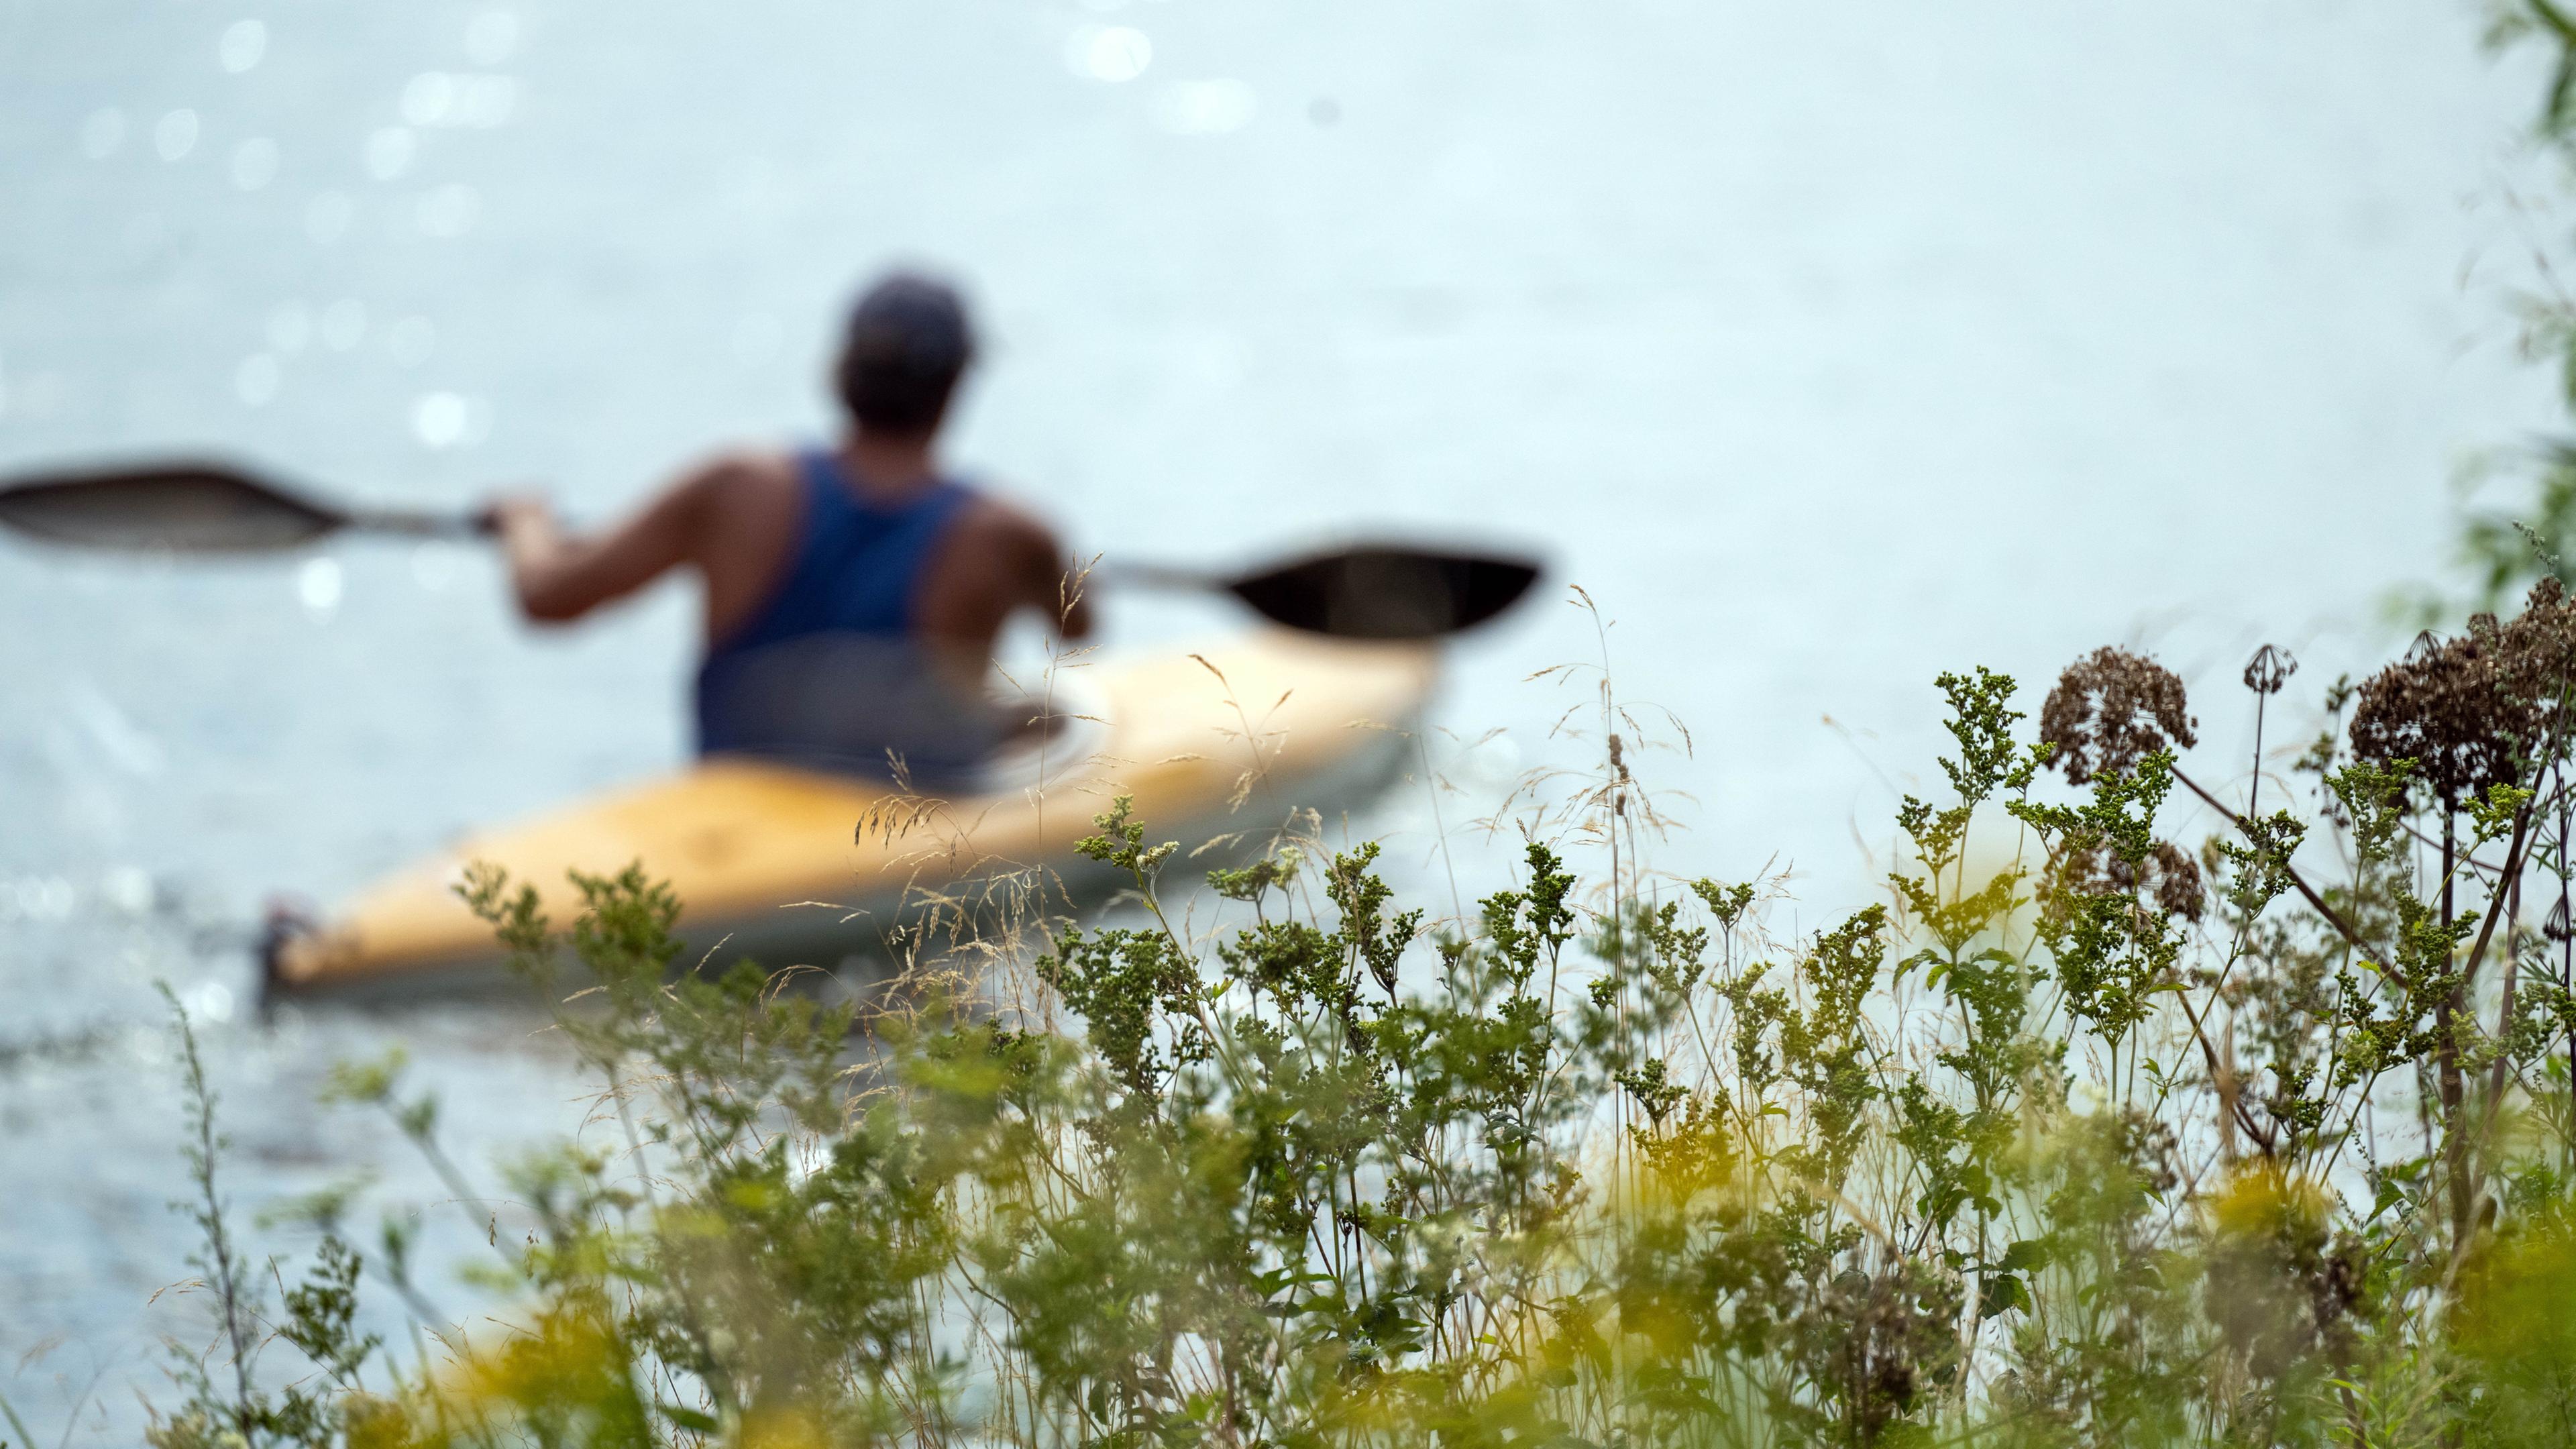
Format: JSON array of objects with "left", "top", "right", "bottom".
[{"left": 108, "top": 599, "right": 2576, "bottom": 1448}]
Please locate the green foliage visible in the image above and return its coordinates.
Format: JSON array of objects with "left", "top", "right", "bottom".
[
  {"left": 117, "top": 636, "right": 2576, "bottom": 1447},
  {"left": 146, "top": 988, "right": 387, "bottom": 1449}
]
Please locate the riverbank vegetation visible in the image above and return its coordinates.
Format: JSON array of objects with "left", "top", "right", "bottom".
[{"left": 121, "top": 597, "right": 2576, "bottom": 1446}]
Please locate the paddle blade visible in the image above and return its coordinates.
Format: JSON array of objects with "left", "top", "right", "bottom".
[
  {"left": 1226, "top": 547, "right": 1543, "bottom": 640},
  {"left": 0, "top": 461, "right": 346, "bottom": 552}
]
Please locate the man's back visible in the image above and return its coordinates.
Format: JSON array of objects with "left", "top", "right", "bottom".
[
  {"left": 488, "top": 272, "right": 1091, "bottom": 779},
  {"left": 513, "top": 443, "right": 1084, "bottom": 656}
]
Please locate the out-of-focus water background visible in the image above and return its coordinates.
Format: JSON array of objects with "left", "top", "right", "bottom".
[{"left": 0, "top": 0, "right": 2559, "bottom": 1436}]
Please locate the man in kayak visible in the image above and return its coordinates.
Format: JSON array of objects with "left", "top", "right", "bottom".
[{"left": 487, "top": 272, "right": 1092, "bottom": 785}]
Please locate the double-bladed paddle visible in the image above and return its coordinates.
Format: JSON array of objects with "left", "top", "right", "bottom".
[{"left": 0, "top": 457, "right": 1541, "bottom": 641}]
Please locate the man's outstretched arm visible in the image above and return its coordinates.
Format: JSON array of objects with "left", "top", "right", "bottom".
[{"left": 490, "top": 465, "right": 724, "bottom": 624}]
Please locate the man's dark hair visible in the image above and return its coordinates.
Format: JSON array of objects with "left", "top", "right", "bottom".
[{"left": 835, "top": 272, "right": 975, "bottom": 435}]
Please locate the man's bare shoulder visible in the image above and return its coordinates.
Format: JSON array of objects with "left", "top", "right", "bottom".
[
  {"left": 674, "top": 448, "right": 799, "bottom": 502},
  {"left": 954, "top": 490, "right": 1071, "bottom": 561}
]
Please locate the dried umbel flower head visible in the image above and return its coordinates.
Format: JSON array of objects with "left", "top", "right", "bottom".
[
  {"left": 2504, "top": 576, "right": 2576, "bottom": 705},
  {"left": 2349, "top": 580, "right": 2576, "bottom": 806},
  {"left": 2146, "top": 841, "right": 2205, "bottom": 922},
  {"left": 2351, "top": 612, "right": 2534, "bottom": 806},
  {"left": 2047, "top": 839, "right": 2206, "bottom": 923},
  {"left": 2041, "top": 647, "right": 2198, "bottom": 784},
  {"left": 2244, "top": 645, "right": 2297, "bottom": 697}
]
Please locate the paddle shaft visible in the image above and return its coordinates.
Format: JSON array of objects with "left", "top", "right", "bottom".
[{"left": 345, "top": 506, "right": 492, "bottom": 539}]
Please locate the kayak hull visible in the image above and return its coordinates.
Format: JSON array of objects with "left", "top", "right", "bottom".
[{"left": 267, "top": 633, "right": 1438, "bottom": 994}]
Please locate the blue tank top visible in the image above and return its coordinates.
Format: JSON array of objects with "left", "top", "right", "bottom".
[{"left": 693, "top": 449, "right": 989, "bottom": 780}]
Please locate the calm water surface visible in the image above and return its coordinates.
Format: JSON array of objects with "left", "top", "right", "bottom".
[{"left": 0, "top": 0, "right": 2557, "bottom": 1436}]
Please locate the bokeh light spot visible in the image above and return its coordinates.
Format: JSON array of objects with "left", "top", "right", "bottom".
[
  {"left": 402, "top": 72, "right": 458, "bottom": 127},
  {"left": 297, "top": 555, "right": 343, "bottom": 616},
  {"left": 99, "top": 866, "right": 154, "bottom": 916},
  {"left": 154, "top": 109, "right": 199, "bottom": 162},
  {"left": 182, "top": 981, "right": 235, "bottom": 1024},
  {"left": 411, "top": 390, "right": 469, "bottom": 447},
  {"left": 8, "top": 877, "right": 76, "bottom": 922},
  {"left": 218, "top": 19, "right": 267, "bottom": 74},
  {"left": 1067, "top": 25, "right": 1152, "bottom": 83}
]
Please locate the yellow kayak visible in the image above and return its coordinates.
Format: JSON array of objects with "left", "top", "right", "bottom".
[{"left": 266, "top": 631, "right": 1438, "bottom": 994}]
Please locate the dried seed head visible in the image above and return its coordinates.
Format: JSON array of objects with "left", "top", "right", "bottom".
[
  {"left": 2047, "top": 838, "right": 2205, "bottom": 923},
  {"left": 2504, "top": 577, "right": 2576, "bottom": 702},
  {"left": 2348, "top": 580, "right": 2576, "bottom": 806},
  {"left": 2243, "top": 644, "right": 2297, "bottom": 698},
  {"left": 2041, "top": 647, "right": 2198, "bottom": 784},
  {"left": 2151, "top": 841, "right": 2206, "bottom": 922},
  {"left": 2346, "top": 585, "right": 2576, "bottom": 804}
]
